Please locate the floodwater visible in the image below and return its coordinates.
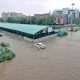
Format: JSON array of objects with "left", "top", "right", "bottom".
[{"left": 0, "top": 31, "right": 80, "bottom": 80}]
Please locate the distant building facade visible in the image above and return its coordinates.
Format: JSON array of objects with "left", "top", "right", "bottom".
[
  {"left": 53, "top": 8, "right": 80, "bottom": 24},
  {"left": 34, "top": 13, "right": 50, "bottom": 18},
  {"left": 55, "top": 15, "right": 64, "bottom": 24},
  {"left": 53, "top": 10, "right": 64, "bottom": 24},
  {"left": 2, "top": 12, "right": 25, "bottom": 22}
]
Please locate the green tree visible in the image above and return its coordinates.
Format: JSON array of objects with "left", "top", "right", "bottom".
[
  {"left": 31, "top": 17, "right": 37, "bottom": 24},
  {"left": 39, "top": 16, "right": 55, "bottom": 25},
  {"left": 6, "top": 15, "right": 55, "bottom": 25},
  {"left": 0, "top": 18, "right": 3, "bottom": 22},
  {"left": 47, "top": 16, "right": 55, "bottom": 25},
  {"left": 0, "top": 42, "right": 10, "bottom": 54},
  {"left": 73, "top": 18, "right": 80, "bottom": 25}
]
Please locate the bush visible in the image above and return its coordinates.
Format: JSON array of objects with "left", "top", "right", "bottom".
[{"left": 0, "top": 52, "right": 15, "bottom": 63}]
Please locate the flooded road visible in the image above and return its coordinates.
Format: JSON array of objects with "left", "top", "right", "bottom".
[{"left": 0, "top": 31, "right": 80, "bottom": 80}]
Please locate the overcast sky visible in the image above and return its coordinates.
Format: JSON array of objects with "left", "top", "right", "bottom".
[{"left": 0, "top": 0, "right": 80, "bottom": 16}]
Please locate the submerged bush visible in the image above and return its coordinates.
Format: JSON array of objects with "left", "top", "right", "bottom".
[
  {"left": 0, "top": 51, "right": 15, "bottom": 63},
  {"left": 0, "top": 42, "right": 15, "bottom": 63}
]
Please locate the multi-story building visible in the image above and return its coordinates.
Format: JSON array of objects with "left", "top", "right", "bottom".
[
  {"left": 34, "top": 13, "right": 50, "bottom": 18},
  {"left": 56, "top": 15, "right": 64, "bottom": 24},
  {"left": 53, "top": 10, "right": 64, "bottom": 24},
  {"left": 2, "top": 12, "right": 8, "bottom": 22},
  {"left": 68, "top": 10, "right": 75, "bottom": 23},
  {"left": 2, "top": 12, "right": 24, "bottom": 22},
  {"left": 62, "top": 8, "right": 69, "bottom": 24},
  {"left": 53, "top": 8, "right": 80, "bottom": 24},
  {"left": 75, "top": 9, "right": 79, "bottom": 18},
  {"left": 68, "top": 9, "right": 79, "bottom": 23}
]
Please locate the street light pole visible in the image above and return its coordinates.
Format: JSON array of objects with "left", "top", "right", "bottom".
[
  {"left": 72, "top": 3, "right": 75, "bottom": 10},
  {"left": 29, "top": 15, "right": 31, "bottom": 24},
  {"left": 71, "top": 3, "right": 75, "bottom": 31}
]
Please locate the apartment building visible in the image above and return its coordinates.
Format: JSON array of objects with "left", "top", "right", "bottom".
[
  {"left": 2, "top": 12, "right": 24, "bottom": 22},
  {"left": 53, "top": 8, "right": 79, "bottom": 24}
]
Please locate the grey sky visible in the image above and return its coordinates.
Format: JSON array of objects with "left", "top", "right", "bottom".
[{"left": 0, "top": 0, "right": 80, "bottom": 16}]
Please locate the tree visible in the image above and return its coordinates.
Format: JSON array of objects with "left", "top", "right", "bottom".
[
  {"left": 4, "top": 15, "right": 56, "bottom": 25},
  {"left": 0, "top": 18, "right": 3, "bottom": 22},
  {"left": 31, "top": 17, "right": 37, "bottom": 24},
  {"left": 20, "top": 17, "right": 28, "bottom": 24},
  {"left": 0, "top": 42, "right": 10, "bottom": 54},
  {"left": 73, "top": 18, "right": 80, "bottom": 25},
  {"left": 7, "top": 17, "right": 30, "bottom": 24},
  {"left": 47, "top": 16, "right": 55, "bottom": 25},
  {"left": 37, "top": 16, "right": 55, "bottom": 25}
]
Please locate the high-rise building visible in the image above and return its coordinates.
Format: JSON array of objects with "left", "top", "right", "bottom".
[{"left": 53, "top": 8, "right": 80, "bottom": 24}]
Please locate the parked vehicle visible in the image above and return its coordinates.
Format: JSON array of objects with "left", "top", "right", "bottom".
[{"left": 34, "top": 43, "right": 46, "bottom": 49}]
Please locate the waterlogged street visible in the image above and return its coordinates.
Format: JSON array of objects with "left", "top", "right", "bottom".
[{"left": 0, "top": 31, "right": 80, "bottom": 80}]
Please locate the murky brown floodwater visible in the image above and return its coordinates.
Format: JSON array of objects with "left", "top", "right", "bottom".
[{"left": 0, "top": 31, "right": 80, "bottom": 80}]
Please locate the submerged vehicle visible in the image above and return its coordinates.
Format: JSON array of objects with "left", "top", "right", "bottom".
[{"left": 34, "top": 43, "right": 46, "bottom": 49}]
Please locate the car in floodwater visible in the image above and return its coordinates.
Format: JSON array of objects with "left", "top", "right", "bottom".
[{"left": 34, "top": 43, "right": 46, "bottom": 49}]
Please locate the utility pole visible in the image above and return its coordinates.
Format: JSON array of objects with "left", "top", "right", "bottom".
[
  {"left": 72, "top": 3, "right": 75, "bottom": 10},
  {"left": 71, "top": 3, "right": 75, "bottom": 31},
  {"left": 45, "top": 15, "right": 47, "bottom": 26},
  {"left": 29, "top": 15, "right": 31, "bottom": 24}
]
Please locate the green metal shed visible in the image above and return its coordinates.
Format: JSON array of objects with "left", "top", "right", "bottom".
[{"left": 0, "top": 22, "right": 50, "bottom": 39}]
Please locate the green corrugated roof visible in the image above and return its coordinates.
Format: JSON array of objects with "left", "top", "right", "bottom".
[{"left": 0, "top": 22, "right": 48, "bottom": 35}]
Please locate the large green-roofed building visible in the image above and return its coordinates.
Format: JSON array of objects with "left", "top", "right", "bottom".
[{"left": 0, "top": 22, "right": 55, "bottom": 39}]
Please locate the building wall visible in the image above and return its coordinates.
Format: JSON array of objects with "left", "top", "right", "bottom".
[
  {"left": 2, "top": 12, "right": 25, "bottom": 22},
  {"left": 2, "top": 12, "right": 8, "bottom": 22},
  {"left": 63, "top": 14, "right": 68, "bottom": 24},
  {"left": 62, "top": 8, "right": 69, "bottom": 14},
  {"left": 75, "top": 9, "right": 79, "bottom": 18},
  {"left": 34, "top": 13, "right": 50, "bottom": 18},
  {"left": 56, "top": 15, "right": 64, "bottom": 24}
]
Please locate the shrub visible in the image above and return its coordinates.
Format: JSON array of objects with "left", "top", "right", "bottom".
[{"left": 0, "top": 52, "right": 15, "bottom": 63}]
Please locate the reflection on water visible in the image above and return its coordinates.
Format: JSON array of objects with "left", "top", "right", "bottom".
[{"left": 0, "top": 31, "right": 80, "bottom": 80}]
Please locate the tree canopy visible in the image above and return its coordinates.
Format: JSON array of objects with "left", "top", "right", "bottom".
[
  {"left": 73, "top": 18, "right": 80, "bottom": 25},
  {"left": 2, "top": 16, "right": 56, "bottom": 25}
]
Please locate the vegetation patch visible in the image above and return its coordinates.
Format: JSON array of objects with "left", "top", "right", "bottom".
[{"left": 0, "top": 42, "right": 15, "bottom": 63}]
